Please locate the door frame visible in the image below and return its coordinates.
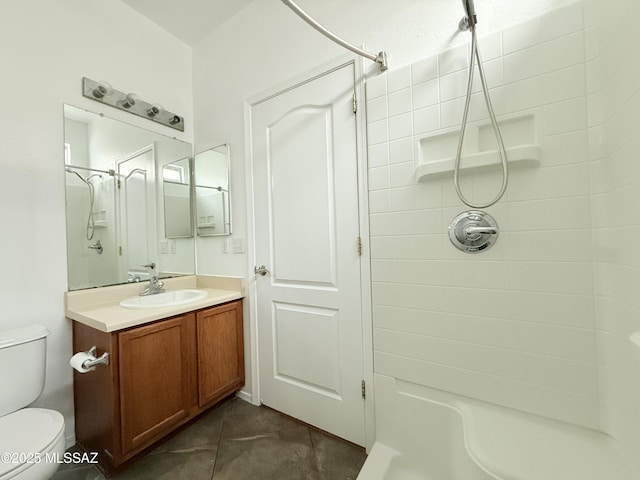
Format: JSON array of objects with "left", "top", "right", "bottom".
[
  {"left": 116, "top": 143, "right": 156, "bottom": 282},
  {"left": 243, "top": 53, "right": 375, "bottom": 450}
]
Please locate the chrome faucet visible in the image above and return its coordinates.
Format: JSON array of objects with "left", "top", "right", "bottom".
[{"left": 139, "top": 262, "right": 165, "bottom": 296}]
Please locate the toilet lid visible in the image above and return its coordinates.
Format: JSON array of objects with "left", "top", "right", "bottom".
[{"left": 0, "top": 408, "right": 64, "bottom": 477}]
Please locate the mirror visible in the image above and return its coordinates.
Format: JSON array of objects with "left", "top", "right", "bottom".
[
  {"left": 64, "top": 105, "right": 195, "bottom": 291},
  {"left": 194, "top": 144, "right": 231, "bottom": 236},
  {"left": 163, "top": 157, "right": 193, "bottom": 238}
]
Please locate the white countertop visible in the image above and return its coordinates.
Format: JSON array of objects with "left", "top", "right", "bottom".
[{"left": 65, "top": 275, "right": 244, "bottom": 333}]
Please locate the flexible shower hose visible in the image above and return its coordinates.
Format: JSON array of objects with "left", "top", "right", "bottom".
[{"left": 453, "top": 25, "right": 508, "bottom": 208}]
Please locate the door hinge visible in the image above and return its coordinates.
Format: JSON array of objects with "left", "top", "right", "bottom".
[
  {"left": 117, "top": 179, "right": 121, "bottom": 189},
  {"left": 357, "top": 236, "right": 362, "bottom": 256},
  {"left": 118, "top": 246, "right": 122, "bottom": 256},
  {"left": 352, "top": 92, "right": 358, "bottom": 114},
  {"left": 361, "top": 380, "right": 366, "bottom": 399}
]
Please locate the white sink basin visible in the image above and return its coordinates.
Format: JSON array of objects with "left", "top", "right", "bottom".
[{"left": 120, "top": 289, "right": 208, "bottom": 309}]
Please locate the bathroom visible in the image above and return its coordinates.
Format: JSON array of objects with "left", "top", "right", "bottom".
[{"left": 1, "top": 0, "right": 639, "bottom": 478}]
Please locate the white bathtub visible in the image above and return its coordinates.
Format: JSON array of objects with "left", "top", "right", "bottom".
[{"left": 357, "top": 374, "right": 636, "bottom": 480}]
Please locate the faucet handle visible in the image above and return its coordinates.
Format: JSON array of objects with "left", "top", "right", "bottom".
[{"left": 141, "top": 262, "right": 156, "bottom": 270}]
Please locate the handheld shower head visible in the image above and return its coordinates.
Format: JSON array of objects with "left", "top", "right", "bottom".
[
  {"left": 459, "top": 0, "right": 478, "bottom": 31},
  {"left": 463, "top": 0, "right": 476, "bottom": 21}
]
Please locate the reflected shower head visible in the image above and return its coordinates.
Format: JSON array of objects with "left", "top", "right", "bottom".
[{"left": 459, "top": 0, "right": 478, "bottom": 31}]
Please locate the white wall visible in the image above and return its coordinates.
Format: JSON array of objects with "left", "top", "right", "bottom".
[
  {"left": 586, "top": 0, "right": 640, "bottom": 471},
  {"left": 0, "top": 0, "right": 192, "bottom": 444}
]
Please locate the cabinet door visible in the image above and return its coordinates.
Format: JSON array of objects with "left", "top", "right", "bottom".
[
  {"left": 118, "top": 314, "right": 194, "bottom": 454},
  {"left": 197, "top": 301, "right": 244, "bottom": 407}
]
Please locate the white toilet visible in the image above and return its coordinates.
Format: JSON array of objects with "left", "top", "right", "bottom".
[{"left": 0, "top": 325, "right": 65, "bottom": 480}]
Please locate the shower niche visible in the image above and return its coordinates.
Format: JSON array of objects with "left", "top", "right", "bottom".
[{"left": 415, "top": 113, "right": 540, "bottom": 181}]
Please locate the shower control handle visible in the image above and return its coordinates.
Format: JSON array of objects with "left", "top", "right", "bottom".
[
  {"left": 463, "top": 225, "right": 498, "bottom": 237},
  {"left": 449, "top": 211, "right": 499, "bottom": 253},
  {"left": 87, "top": 240, "right": 103, "bottom": 255}
]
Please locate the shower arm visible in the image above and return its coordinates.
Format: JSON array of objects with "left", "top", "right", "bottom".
[{"left": 281, "top": 0, "right": 388, "bottom": 71}]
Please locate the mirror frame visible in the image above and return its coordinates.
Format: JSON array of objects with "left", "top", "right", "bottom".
[
  {"left": 162, "top": 156, "right": 194, "bottom": 239},
  {"left": 194, "top": 143, "right": 232, "bottom": 237}
]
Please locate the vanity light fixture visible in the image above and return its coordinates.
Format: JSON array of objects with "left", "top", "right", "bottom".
[{"left": 82, "top": 77, "right": 184, "bottom": 132}]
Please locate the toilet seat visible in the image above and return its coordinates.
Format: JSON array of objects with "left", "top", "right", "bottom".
[{"left": 0, "top": 408, "right": 65, "bottom": 480}]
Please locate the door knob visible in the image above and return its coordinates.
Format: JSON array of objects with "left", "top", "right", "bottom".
[{"left": 254, "top": 265, "right": 269, "bottom": 276}]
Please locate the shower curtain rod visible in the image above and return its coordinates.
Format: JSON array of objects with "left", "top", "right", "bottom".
[
  {"left": 281, "top": 0, "right": 388, "bottom": 71},
  {"left": 66, "top": 164, "right": 116, "bottom": 176}
]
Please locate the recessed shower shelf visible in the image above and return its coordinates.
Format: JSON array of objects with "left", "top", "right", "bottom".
[
  {"left": 414, "top": 113, "right": 540, "bottom": 181},
  {"left": 92, "top": 209, "right": 108, "bottom": 228},
  {"left": 415, "top": 144, "right": 541, "bottom": 181}
]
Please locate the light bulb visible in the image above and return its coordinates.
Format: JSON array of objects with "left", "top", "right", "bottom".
[
  {"left": 92, "top": 81, "right": 112, "bottom": 99},
  {"left": 121, "top": 93, "right": 138, "bottom": 108}
]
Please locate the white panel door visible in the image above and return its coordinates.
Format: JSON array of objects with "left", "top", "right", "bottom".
[{"left": 251, "top": 63, "right": 365, "bottom": 445}]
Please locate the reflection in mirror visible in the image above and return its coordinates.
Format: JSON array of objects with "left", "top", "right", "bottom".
[
  {"left": 64, "top": 105, "right": 195, "bottom": 291},
  {"left": 194, "top": 144, "right": 231, "bottom": 236},
  {"left": 163, "top": 157, "right": 193, "bottom": 238}
]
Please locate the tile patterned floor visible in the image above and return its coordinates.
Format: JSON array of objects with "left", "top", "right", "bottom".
[{"left": 52, "top": 397, "right": 367, "bottom": 480}]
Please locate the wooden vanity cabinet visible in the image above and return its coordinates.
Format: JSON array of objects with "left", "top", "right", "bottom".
[
  {"left": 118, "top": 315, "right": 195, "bottom": 454},
  {"left": 197, "top": 300, "right": 244, "bottom": 408},
  {"left": 72, "top": 300, "right": 244, "bottom": 477}
]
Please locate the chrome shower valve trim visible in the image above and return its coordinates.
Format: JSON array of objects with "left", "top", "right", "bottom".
[{"left": 448, "top": 210, "right": 499, "bottom": 253}]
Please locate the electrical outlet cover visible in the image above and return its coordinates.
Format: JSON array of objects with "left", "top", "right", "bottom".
[{"left": 232, "top": 237, "right": 245, "bottom": 254}]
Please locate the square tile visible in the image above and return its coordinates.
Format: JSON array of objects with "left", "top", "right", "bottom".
[
  {"left": 388, "top": 113, "right": 413, "bottom": 141},
  {"left": 366, "top": 74, "right": 387, "bottom": 100},
  {"left": 413, "top": 79, "right": 439, "bottom": 109},
  {"left": 387, "top": 65, "right": 412, "bottom": 93},
  {"left": 412, "top": 56, "right": 438, "bottom": 84},
  {"left": 388, "top": 88, "right": 412, "bottom": 117},
  {"left": 366, "top": 96, "right": 388, "bottom": 123}
]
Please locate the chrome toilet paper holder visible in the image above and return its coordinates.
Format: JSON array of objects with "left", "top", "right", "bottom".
[{"left": 83, "top": 346, "right": 110, "bottom": 369}]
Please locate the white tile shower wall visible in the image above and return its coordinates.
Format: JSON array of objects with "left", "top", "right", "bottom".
[
  {"left": 366, "top": 0, "right": 600, "bottom": 428},
  {"left": 587, "top": 0, "right": 640, "bottom": 472}
]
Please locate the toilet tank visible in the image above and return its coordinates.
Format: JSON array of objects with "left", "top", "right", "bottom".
[{"left": 0, "top": 325, "right": 49, "bottom": 417}]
